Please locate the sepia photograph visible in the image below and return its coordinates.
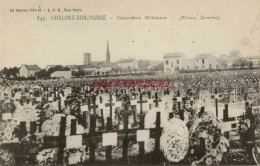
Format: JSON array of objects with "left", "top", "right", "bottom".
[{"left": 0, "top": 0, "right": 260, "bottom": 165}]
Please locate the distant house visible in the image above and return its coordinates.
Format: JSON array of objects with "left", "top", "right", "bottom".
[
  {"left": 51, "top": 71, "right": 72, "bottom": 79},
  {"left": 194, "top": 54, "right": 217, "bottom": 70},
  {"left": 66, "top": 64, "right": 99, "bottom": 75},
  {"left": 65, "top": 65, "right": 81, "bottom": 72},
  {"left": 99, "top": 63, "right": 113, "bottom": 75},
  {"left": 116, "top": 58, "right": 138, "bottom": 69},
  {"left": 19, "top": 64, "right": 41, "bottom": 78},
  {"left": 80, "top": 65, "right": 99, "bottom": 75},
  {"left": 163, "top": 52, "right": 186, "bottom": 72}
]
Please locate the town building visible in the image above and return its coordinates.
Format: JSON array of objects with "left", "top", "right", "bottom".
[
  {"left": 65, "top": 65, "right": 81, "bottom": 72},
  {"left": 80, "top": 64, "right": 99, "bottom": 75},
  {"left": 163, "top": 53, "right": 218, "bottom": 73},
  {"left": 194, "top": 54, "right": 217, "bottom": 70},
  {"left": 51, "top": 71, "right": 72, "bottom": 79},
  {"left": 99, "top": 63, "right": 113, "bottom": 75},
  {"left": 61, "top": 40, "right": 114, "bottom": 76},
  {"left": 65, "top": 64, "right": 114, "bottom": 75},
  {"left": 66, "top": 65, "right": 99, "bottom": 74},
  {"left": 83, "top": 40, "right": 111, "bottom": 66},
  {"left": 163, "top": 52, "right": 186, "bottom": 72},
  {"left": 19, "top": 64, "right": 41, "bottom": 78},
  {"left": 117, "top": 58, "right": 139, "bottom": 70},
  {"left": 83, "top": 53, "right": 91, "bottom": 65}
]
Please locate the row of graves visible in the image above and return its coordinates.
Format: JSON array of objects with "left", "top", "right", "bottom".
[
  {"left": 0, "top": 79, "right": 260, "bottom": 165},
  {"left": 172, "top": 73, "right": 260, "bottom": 104}
]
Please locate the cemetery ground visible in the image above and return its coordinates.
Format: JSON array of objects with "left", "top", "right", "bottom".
[{"left": 0, "top": 69, "right": 260, "bottom": 165}]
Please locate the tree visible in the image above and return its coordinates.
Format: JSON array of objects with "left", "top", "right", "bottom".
[
  {"left": 35, "top": 70, "right": 49, "bottom": 78},
  {"left": 35, "top": 65, "right": 70, "bottom": 79},
  {"left": 232, "top": 58, "right": 247, "bottom": 68},
  {"left": 48, "top": 65, "right": 69, "bottom": 74},
  {"left": 229, "top": 49, "right": 241, "bottom": 57},
  {"left": 0, "top": 67, "right": 20, "bottom": 78},
  {"left": 150, "top": 63, "right": 164, "bottom": 71},
  {"left": 111, "top": 66, "right": 122, "bottom": 74},
  {"left": 138, "top": 60, "right": 150, "bottom": 70},
  {"left": 218, "top": 61, "right": 228, "bottom": 69}
]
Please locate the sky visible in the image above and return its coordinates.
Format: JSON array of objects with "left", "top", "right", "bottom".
[{"left": 0, "top": 0, "right": 260, "bottom": 69}]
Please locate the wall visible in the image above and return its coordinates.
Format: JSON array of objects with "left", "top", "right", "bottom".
[
  {"left": 194, "top": 56, "right": 217, "bottom": 70},
  {"left": 19, "top": 65, "right": 29, "bottom": 77},
  {"left": 51, "top": 71, "right": 72, "bottom": 79},
  {"left": 163, "top": 56, "right": 184, "bottom": 72},
  {"left": 117, "top": 60, "right": 138, "bottom": 69}
]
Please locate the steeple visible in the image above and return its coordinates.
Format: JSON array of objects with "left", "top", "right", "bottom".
[{"left": 106, "top": 40, "right": 110, "bottom": 63}]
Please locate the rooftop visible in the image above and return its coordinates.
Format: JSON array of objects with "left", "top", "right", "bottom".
[
  {"left": 23, "top": 64, "right": 41, "bottom": 70},
  {"left": 163, "top": 52, "right": 185, "bottom": 58},
  {"left": 117, "top": 58, "right": 137, "bottom": 63},
  {"left": 45, "top": 65, "right": 62, "bottom": 69}
]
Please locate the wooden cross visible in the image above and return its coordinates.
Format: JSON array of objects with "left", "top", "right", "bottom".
[
  {"left": 105, "top": 93, "right": 116, "bottom": 118},
  {"left": 164, "top": 88, "right": 170, "bottom": 95},
  {"left": 122, "top": 106, "right": 129, "bottom": 164},
  {"left": 123, "top": 94, "right": 131, "bottom": 111},
  {"left": 173, "top": 90, "right": 184, "bottom": 120},
  {"left": 151, "top": 112, "right": 163, "bottom": 164},
  {"left": 105, "top": 117, "right": 113, "bottom": 164},
  {"left": 226, "top": 84, "right": 233, "bottom": 103},
  {"left": 245, "top": 102, "right": 253, "bottom": 119},
  {"left": 115, "top": 88, "right": 121, "bottom": 101},
  {"left": 0, "top": 121, "right": 37, "bottom": 165},
  {"left": 213, "top": 88, "right": 219, "bottom": 118},
  {"left": 223, "top": 104, "right": 235, "bottom": 122},
  {"left": 39, "top": 109, "right": 164, "bottom": 165},
  {"left": 147, "top": 91, "right": 152, "bottom": 99},
  {"left": 88, "top": 95, "right": 99, "bottom": 115},
  {"left": 137, "top": 93, "right": 147, "bottom": 114},
  {"left": 57, "top": 116, "right": 66, "bottom": 164},
  {"left": 153, "top": 92, "right": 162, "bottom": 107},
  {"left": 138, "top": 109, "right": 145, "bottom": 163}
]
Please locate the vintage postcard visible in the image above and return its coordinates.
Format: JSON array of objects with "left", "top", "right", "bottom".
[{"left": 0, "top": 0, "right": 260, "bottom": 165}]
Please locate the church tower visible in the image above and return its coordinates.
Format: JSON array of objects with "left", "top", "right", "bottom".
[{"left": 106, "top": 40, "right": 110, "bottom": 63}]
